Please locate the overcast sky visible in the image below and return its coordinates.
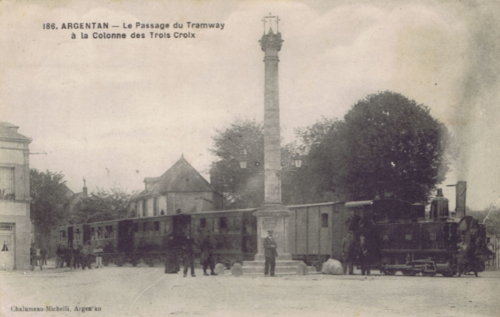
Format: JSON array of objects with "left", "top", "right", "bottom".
[{"left": 1, "top": 0, "right": 499, "bottom": 211}]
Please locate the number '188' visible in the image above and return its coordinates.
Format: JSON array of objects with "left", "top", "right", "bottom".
[{"left": 43, "top": 23, "right": 56, "bottom": 29}]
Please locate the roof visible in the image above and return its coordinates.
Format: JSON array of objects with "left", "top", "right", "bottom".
[
  {"left": 132, "top": 156, "right": 214, "bottom": 201},
  {"left": 345, "top": 201, "right": 374, "bottom": 208},
  {"left": 0, "top": 122, "right": 32, "bottom": 143}
]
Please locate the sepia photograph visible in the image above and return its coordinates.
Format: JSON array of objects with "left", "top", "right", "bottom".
[{"left": 1, "top": 0, "right": 499, "bottom": 316}]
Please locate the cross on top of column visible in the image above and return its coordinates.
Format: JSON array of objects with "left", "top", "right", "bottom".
[{"left": 262, "top": 13, "right": 280, "bottom": 34}]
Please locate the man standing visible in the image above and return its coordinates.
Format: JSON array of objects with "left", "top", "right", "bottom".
[
  {"left": 357, "top": 234, "right": 370, "bottom": 276},
  {"left": 264, "top": 230, "right": 278, "bottom": 277},
  {"left": 40, "top": 248, "right": 47, "bottom": 266},
  {"left": 94, "top": 243, "right": 103, "bottom": 268},
  {"left": 30, "top": 244, "right": 37, "bottom": 271},
  {"left": 341, "top": 231, "right": 356, "bottom": 275},
  {"left": 181, "top": 231, "right": 196, "bottom": 277},
  {"left": 72, "top": 245, "right": 81, "bottom": 270},
  {"left": 56, "top": 245, "right": 64, "bottom": 268},
  {"left": 164, "top": 234, "right": 180, "bottom": 274},
  {"left": 80, "top": 244, "right": 88, "bottom": 270},
  {"left": 200, "top": 231, "right": 217, "bottom": 276}
]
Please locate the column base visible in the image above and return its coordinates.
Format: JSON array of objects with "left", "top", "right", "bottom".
[
  {"left": 253, "top": 253, "right": 292, "bottom": 261},
  {"left": 241, "top": 258, "right": 317, "bottom": 275}
]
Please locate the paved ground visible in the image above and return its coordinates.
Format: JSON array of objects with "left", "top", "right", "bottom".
[{"left": 1, "top": 260, "right": 499, "bottom": 317}]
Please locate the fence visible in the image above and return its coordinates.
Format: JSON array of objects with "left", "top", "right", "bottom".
[{"left": 487, "top": 236, "right": 499, "bottom": 270}]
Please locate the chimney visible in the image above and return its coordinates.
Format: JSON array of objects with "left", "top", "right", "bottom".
[
  {"left": 455, "top": 181, "right": 467, "bottom": 218},
  {"left": 83, "top": 178, "right": 88, "bottom": 197}
]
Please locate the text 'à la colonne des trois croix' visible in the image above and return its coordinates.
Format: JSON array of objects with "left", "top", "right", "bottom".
[{"left": 42, "top": 21, "right": 226, "bottom": 40}]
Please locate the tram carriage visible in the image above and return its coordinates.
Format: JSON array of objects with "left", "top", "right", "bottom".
[{"left": 58, "top": 204, "right": 349, "bottom": 267}]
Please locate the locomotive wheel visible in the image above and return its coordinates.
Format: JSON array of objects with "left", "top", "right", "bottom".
[
  {"left": 402, "top": 270, "right": 415, "bottom": 276},
  {"left": 384, "top": 269, "right": 396, "bottom": 275}
]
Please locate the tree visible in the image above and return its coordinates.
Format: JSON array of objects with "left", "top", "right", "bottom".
[
  {"left": 468, "top": 203, "right": 500, "bottom": 237},
  {"left": 307, "top": 91, "right": 456, "bottom": 203},
  {"left": 283, "top": 117, "right": 339, "bottom": 204},
  {"left": 30, "top": 169, "right": 69, "bottom": 249},
  {"left": 209, "top": 119, "right": 265, "bottom": 209},
  {"left": 293, "top": 116, "right": 337, "bottom": 154},
  {"left": 73, "top": 187, "right": 134, "bottom": 223}
]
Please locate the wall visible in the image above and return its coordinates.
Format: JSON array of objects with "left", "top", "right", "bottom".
[
  {"left": 167, "top": 192, "right": 214, "bottom": 214},
  {"left": 0, "top": 136, "right": 31, "bottom": 270}
]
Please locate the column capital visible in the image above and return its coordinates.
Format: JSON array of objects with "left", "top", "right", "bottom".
[{"left": 259, "top": 30, "right": 283, "bottom": 53}]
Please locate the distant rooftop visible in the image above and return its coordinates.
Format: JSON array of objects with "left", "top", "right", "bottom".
[
  {"left": 0, "top": 122, "right": 32, "bottom": 143},
  {"left": 132, "top": 156, "right": 214, "bottom": 201}
]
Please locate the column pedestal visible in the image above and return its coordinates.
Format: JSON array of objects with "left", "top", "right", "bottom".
[{"left": 241, "top": 203, "right": 315, "bottom": 275}]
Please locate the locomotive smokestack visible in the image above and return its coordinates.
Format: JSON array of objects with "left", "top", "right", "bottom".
[{"left": 455, "top": 181, "right": 467, "bottom": 218}]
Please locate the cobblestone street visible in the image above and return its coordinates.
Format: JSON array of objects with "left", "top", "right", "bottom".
[{"left": 1, "top": 262, "right": 499, "bottom": 317}]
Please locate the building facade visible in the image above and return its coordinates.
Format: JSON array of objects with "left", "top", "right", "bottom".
[
  {"left": 0, "top": 122, "right": 32, "bottom": 270},
  {"left": 129, "top": 156, "right": 221, "bottom": 217}
]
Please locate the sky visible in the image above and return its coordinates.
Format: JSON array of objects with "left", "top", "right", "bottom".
[{"left": 1, "top": 0, "right": 499, "bottom": 211}]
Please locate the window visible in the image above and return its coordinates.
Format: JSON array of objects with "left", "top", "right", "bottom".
[
  {"left": 200, "top": 218, "right": 206, "bottom": 229},
  {"left": 142, "top": 200, "right": 147, "bottom": 216},
  {"left": 321, "top": 214, "right": 329, "bottom": 228},
  {"left": 154, "top": 197, "right": 158, "bottom": 216},
  {"left": 60, "top": 230, "right": 66, "bottom": 241},
  {"left": 143, "top": 222, "right": 148, "bottom": 232},
  {"left": 219, "top": 217, "right": 228, "bottom": 230},
  {"left": 0, "top": 223, "right": 14, "bottom": 231},
  {"left": 105, "top": 226, "right": 113, "bottom": 238},
  {"left": 154, "top": 221, "right": 159, "bottom": 231},
  {"left": 0, "top": 223, "right": 13, "bottom": 252},
  {"left": 75, "top": 229, "right": 81, "bottom": 240},
  {"left": 0, "top": 167, "right": 15, "bottom": 200}
]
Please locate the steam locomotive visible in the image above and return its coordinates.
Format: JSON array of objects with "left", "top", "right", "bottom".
[
  {"left": 345, "top": 184, "right": 494, "bottom": 277},
  {"left": 58, "top": 182, "right": 493, "bottom": 275}
]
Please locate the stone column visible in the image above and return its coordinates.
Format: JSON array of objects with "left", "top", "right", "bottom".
[
  {"left": 260, "top": 29, "right": 283, "bottom": 204},
  {"left": 253, "top": 28, "right": 291, "bottom": 261}
]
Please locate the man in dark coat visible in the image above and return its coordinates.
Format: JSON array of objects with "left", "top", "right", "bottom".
[
  {"left": 64, "top": 246, "right": 73, "bottom": 268},
  {"left": 341, "top": 231, "right": 356, "bottom": 275},
  {"left": 72, "top": 245, "right": 81, "bottom": 269},
  {"left": 56, "top": 245, "right": 64, "bottom": 268},
  {"left": 200, "top": 232, "right": 217, "bottom": 276},
  {"left": 40, "top": 248, "right": 47, "bottom": 266},
  {"left": 81, "top": 242, "right": 92, "bottom": 270},
  {"left": 181, "top": 232, "right": 196, "bottom": 277},
  {"left": 264, "top": 230, "right": 278, "bottom": 276},
  {"left": 30, "top": 244, "right": 37, "bottom": 271},
  {"left": 164, "top": 234, "right": 180, "bottom": 274},
  {"left": 356, "top": 234, "right": 371, "bottom": 275}
]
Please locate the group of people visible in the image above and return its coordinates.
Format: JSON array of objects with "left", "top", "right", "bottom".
[
  {"left": 55, "top": 242, "right": 104, "bottom": 270},
  {"left": 164, "top": 230, "right": 218, "bottom": 277},
  {"left": 341, "top": 231, "right": 372, "bottom": 275},
  {"left": 164, "top": 228, "right": 279, "bottom": 277},
  {"left": 29, "top": 244, "right": 47, "bottom": 271}
]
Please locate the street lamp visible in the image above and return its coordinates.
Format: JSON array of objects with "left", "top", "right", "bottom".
[
  {"left": 293, "top": 155, "right": 302, "bottom": 168},
  {"left": 239, "top": 149, "right": 248, "bottom": 169}
]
